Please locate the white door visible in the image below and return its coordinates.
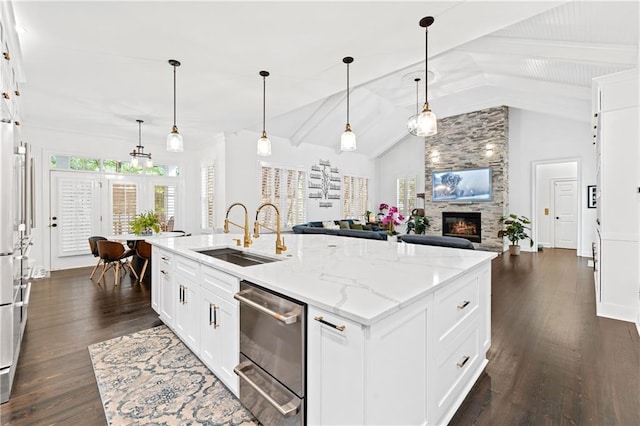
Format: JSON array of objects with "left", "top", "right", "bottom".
[
  {"left": 50, "top": 171, "right": 102, "bottom": 270},
  {"left": 553, "top": 180, "right": 577, "bottom": 249}
]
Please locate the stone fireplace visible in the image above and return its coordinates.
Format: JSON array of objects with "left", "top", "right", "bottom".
[{"left": 442, "top": 212, "right": 481, "bottom": 243}]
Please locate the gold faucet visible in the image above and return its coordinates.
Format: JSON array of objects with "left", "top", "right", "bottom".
[
  {"left": 254, "top": 202, "right": 287, "bottom": 255},
  {"left": 224, "top": 203, "right": 252, "bottom": 248}
]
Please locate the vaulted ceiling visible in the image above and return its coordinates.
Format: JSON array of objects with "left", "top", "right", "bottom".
[{"left": 12, "top": 1, "right": 639, "bottom": 159}]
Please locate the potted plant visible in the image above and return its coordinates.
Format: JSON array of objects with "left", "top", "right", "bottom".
[
  {"left": 406, "top": 214, "right": 430, "bottom": 235},
  {"left": 130, "top": 211, "right": 161, "bottom": 236},
  {"left": 498, "top": 214, "right": 533, "bottom": 255}
]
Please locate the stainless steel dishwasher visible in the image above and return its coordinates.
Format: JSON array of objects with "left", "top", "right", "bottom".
[{"left": 233, "top": 280, "right": 306, "bottom": 425}]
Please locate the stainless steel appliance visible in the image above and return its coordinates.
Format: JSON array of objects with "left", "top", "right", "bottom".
[
  {"left": 234, "top": 281, "right": 306, "bottom": 425},
  {"left": 1, "top": 121, "right": 35, "bottom": 404}
]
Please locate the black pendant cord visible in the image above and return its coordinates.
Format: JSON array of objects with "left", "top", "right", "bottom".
[
  {"left": 415, "top": 78, "right": 420, "bottom": 115},
  {"left": 138, "top": 120, "right": 142, "bottom": 151},
  {"left": 346, "top": 61, "right": 350, "bottom": 125},
  {"left": 262, "top": 75, "right": 266, "bottom": 133},
  {"left": 424, "top": 26, "right": 428, "bottom": 105},
  {"left": 173, "top": 65, "right": 177, "bottom": 128}
]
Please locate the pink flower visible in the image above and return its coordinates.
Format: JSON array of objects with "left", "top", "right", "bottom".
[{"left": 379, "top": 203, "right": 389, "bottom": 211}]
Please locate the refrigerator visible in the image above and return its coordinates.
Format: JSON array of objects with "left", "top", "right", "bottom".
[{"left": 0, "top": 121, "right": 34, "bottom": 403}]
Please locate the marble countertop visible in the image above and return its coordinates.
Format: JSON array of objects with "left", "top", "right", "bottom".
[{"left": 152, "top": 233, "right": 497, "bottom": 326}]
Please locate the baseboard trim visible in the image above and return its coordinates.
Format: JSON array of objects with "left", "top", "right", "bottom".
[{"left": 596, "top": 302, "right": 637, "bottom": 323}]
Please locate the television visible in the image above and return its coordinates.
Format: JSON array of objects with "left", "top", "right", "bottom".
[{"left": 432, "top": 167, "right": 492, "bottom": 202}]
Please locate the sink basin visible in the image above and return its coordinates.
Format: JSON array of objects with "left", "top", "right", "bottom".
[{"left": 194, "top": 247, "right": 282, "bottom": 267}]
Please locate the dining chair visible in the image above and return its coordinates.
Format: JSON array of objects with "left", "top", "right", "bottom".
[
  {"left": 88, "top": 236, "right": 107, "bottom": 279},
  {"left": 96, "top": 240, "right": 139, "bottom": 286},
  {"left": 135, "top": 240, "right": 152, "bottom": 283}
]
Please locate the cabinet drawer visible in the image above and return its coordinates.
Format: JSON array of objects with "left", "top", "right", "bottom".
[
  {"left": 156, "top": 249, "right": 173, "bottom": 268},
  {"left": 202, "top": 265, "right": 239, "bottom": 299},
  {"left": 435, "top": 319, "right": 481, "bottom": 417},
  {"left": 175, "top": 255, "right": 200, "bottom": 281},
  {"left": 434, "top": 274, "right": 479, "bottom": 342}
]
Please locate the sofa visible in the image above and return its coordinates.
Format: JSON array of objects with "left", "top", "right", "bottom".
[
  {"left": 399, "top": 234, "right": 475, "bottom": 250},
  {"left": 292, "top": 219, "right": 389, "bottom": 240}
]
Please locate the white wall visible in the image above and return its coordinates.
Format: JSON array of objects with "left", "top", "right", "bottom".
[
  {"left": 375, "top": 133, "right": 425, "bottom": 214},
  {"left": 535, "top": 162, "right": 578, "bottom": 247},
  {"left": 222, "top": 129, "right": 375, "bottom": 227},
  {"left": 509, "top": 108, "right": 596, "bottom": 257}
]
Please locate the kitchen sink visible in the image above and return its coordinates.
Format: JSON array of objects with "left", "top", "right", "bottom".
[{"left": 194, "top": 247, "right": 282, "bottom": 267}]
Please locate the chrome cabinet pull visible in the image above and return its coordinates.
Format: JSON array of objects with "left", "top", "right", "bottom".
[
  {"left": 161, "top": 256, "right": 170, "bottom": 261},
  {"left": 457, "top": 300, "right": 471, "bottom": 310},
  {"left": 314, "top": 316, "right": 346, "bottom": 332},
  {"left": 160, "top": 269, "right": 168, "bottom": 276},
  {"left": 234, "top": 289, "right": 299, "bottom": 325},
  {"left": 234, "top": 361, "right": 300, "bottom": 417},
  {"left": 183, "top": 285, "right": 187, "bottom": 304},
  {"left": 457, "top": 355, "right": 470, "bottom": 368},
  {"left": 209, "top": 303, "right": 213, "bottom": 324}
]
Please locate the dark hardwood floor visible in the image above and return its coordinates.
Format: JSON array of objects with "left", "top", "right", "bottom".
[{"left": 1, "top": 249, "right": 638, "bottom": 425}]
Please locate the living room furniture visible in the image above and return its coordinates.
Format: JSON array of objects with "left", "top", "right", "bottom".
[
  {"left": 400, "top": 234, "right": 475, "bottom": 250},
  {"left": 292, "top": 219, "right": 389, "bottom": 240}
]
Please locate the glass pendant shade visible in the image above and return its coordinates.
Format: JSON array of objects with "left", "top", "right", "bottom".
[
  {"left": 340, "top": 125, "right": 357, "bottom": 151},
  {"left": 146, "top": 157, "right": 153, "bottom": 168},
  {"left": 257, "top": 131, "right": 271, "bottom": 156},
  {"left": 416, "top": 105, "right": 437, "bottom": 136},
  {"left": 407, "top": 114, "right": 418, "bottom": 134},
  {"left": 130, "top": 156, "right": 139, "bottom": 167},
  {"left": 167, "top": 126, "right": 184, "bottom": 152}
]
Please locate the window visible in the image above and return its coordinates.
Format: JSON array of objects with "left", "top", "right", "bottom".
[
  {"left": 260, "top": 164, "right": 306, "bottom": 228},
  {"left": 201, "top": 165, "right": 215, "bottom": 230},
  {"left": 112, "top": 183, "right": 137, "bottom": 234},
  {"left": 343, "top": 175, "right": 369, "bottom": 220},
  {"left": 58, "top": 178, "right": 97, "bottom": 256},
  {"left": 397, "top": 177, "right": 416, "bottom": 217},
  {"left": 154, "top": 184, "right": 176, "bottom": 225}
]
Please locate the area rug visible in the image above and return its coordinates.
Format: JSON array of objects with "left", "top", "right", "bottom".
[{"left": 88, "top": 325, "right": 257, "bottom": 425}]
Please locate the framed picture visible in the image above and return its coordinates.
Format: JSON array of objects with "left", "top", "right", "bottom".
[{"left": 587, "top": 185, "right": 597, "bottom": 208}]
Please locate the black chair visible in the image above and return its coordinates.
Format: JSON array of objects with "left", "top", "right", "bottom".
[
  {"left": 96, "top": 240, "right": 139, "bottom": 286},
  {"left": 88, "top": 236, "right": 107, "bottom": 279}
]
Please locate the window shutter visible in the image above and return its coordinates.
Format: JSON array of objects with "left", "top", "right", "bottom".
[
  {"left": 154, "top": 184, "right": 176, "bottom": 224},
  {"left": 259, "top": 164, "right": 306, "bottom": 228},
  {"left": 58, "top": 179, "right": 95, "bottom": 256},
  {"left": 112, "top": 183, "right": 137, "bottom": 234},
  {"left": 201, "top": 165, "right": 214, "bottom": 229}
]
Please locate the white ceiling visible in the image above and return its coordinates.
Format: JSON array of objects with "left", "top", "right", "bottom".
[{"left": 11, "top": 1, "right": 639, "bottom": 159}]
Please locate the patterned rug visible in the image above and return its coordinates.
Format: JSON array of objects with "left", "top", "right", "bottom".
[{"left": 88, "top": 325, "right": 257, "bottom": 425}]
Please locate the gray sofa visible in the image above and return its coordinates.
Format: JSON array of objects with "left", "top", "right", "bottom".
[
  {"left": 292, "top": 220, "right": 388, "bottom": 240},
  {"left": 399, "top": 234, "right": 475, "bottom": 250}
]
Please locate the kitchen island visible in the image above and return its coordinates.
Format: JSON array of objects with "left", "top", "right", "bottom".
[{"left": 151, "top": 233, "right": 496, "bottom": 425}]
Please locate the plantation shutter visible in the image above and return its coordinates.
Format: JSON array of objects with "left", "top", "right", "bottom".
[
  {"left": 397, "top": 177, "right": 416, "bottom": 217},
  {"left": 201, "top": 165, "right": 214, "bottom": 229},
  {"left": 342, "top": 175, "right": 368, "bottom": 220},
  {"left": 112, "top": 183, "right": 137, "bottom": 234},
  {"left": 58, "top": 179, "right": 95, "bottom": 256},
  {"left": 154, "top": 184, "right": 176, "bottom": 224},
  {"left": 260, "top": 164, "right": 306, "bottom": 228}
]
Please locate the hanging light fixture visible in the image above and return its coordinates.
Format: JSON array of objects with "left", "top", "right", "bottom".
[
  {"left": 257, "top": 70, "right": 271, "bottom": 156},
  {"left": 166, "top": 59, "right": 184, "bottom": 152},
  {"left": 130, "top": 119, "right": 153, "bottom": 168},
  {"left": 340, "top": 56, "right": 356, "bottom": 151},
  {"left": 407, "top": 77, "right": 421, "bottom": 135},
  {"left": 416, "top": 16, "right": 437, "bottom": 137}
]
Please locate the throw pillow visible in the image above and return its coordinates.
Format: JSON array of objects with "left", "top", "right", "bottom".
[
  {"left": 362, "top": 224, "right": 372, "bottom": 231},
  {"left": 338, "top": 220, "right": 350, "bottom": 229},
  {"left": 350, "top": 223, "right": 363, "bottom": 230},
  {"left": 322, "top": 221, "right": 340, "bottom": 230}
]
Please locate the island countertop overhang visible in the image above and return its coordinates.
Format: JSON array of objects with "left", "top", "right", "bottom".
[{"left": 151, "top": 233, "right": 497, "bottom": 325}]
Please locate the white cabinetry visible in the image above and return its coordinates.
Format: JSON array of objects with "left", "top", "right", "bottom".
[
  {"left": 200, "top": 266, "right": 239, "bottom": 395},
  {"left": 174, "top": 255, "right": 201, "bottom": 354},
  {"left": 151, "top": 247, "right": 176, "bottom": 326},
  {"left": 307, "top": 263, "right": 491, "bottom": 426},
  {"left": 592, "top": 69, "right": 640, "bottom": 324}
]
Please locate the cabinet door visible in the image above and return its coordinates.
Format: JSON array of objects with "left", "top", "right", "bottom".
[
  {"left": 158, "top": 261, "right": 174, "bottom": 326},
  {"left": 174, "top": 273, "right": 200, "bottom": 354},
  {"left": 307, "top": 306, "right": 365, "bottom": 425},
  {"left": 200, "top": 288, "right": 238, "bottom": 395}
]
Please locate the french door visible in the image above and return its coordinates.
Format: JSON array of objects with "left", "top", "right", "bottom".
[{"left": 50, "top": 171, "right": 102, "bottom": 270}]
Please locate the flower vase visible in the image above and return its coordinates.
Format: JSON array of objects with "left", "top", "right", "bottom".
[{"left": 387, "top": 234, "right": 398, "bottom": 243}]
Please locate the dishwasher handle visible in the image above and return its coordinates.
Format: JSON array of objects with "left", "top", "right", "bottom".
[
  {"left": 234, "top": 360, "right": 300, "bottom": 418},
  {"left": 234, "top": 289, "right": 299, "bottom": 325}
]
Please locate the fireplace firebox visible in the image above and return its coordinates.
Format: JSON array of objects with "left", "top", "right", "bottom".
[{"left": 442, "top": 212, "right": 481, "bottom": 243}]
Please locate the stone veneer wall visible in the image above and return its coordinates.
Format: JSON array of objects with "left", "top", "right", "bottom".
[{"left": 424, "top": 106, "right": 509, "bottom": 252}]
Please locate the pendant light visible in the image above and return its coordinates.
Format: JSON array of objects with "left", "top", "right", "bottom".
[
  {"left": 257, "top": 70, "right": 271, "bottom": 156},
  {"left": 407, "top": 77, "right": 421, "bottom": 135},
  {"left": 340, "top": 56, "right": 356, "bottom": 151},
  {"left": 416, "top": 16, "right": 437, "bottom": 137},
  {"left": 130, "top": 119, "right": 153, "bottom": 168},
  {"left": 166, "top": 59, "right": 184, "bottom": 152}
]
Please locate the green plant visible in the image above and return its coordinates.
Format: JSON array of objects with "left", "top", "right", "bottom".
[
  {"left": 498, "top": 214, "right": 533, "bottom": 247},
  {"left": 130, "top": 211, "right": 160, "bottom": 235},
  {"left": 364, "top": 210, "right": 372, "bottom": 222},
  {"left": 406, "top": 215, "right": 430, "bottom": 234}
]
